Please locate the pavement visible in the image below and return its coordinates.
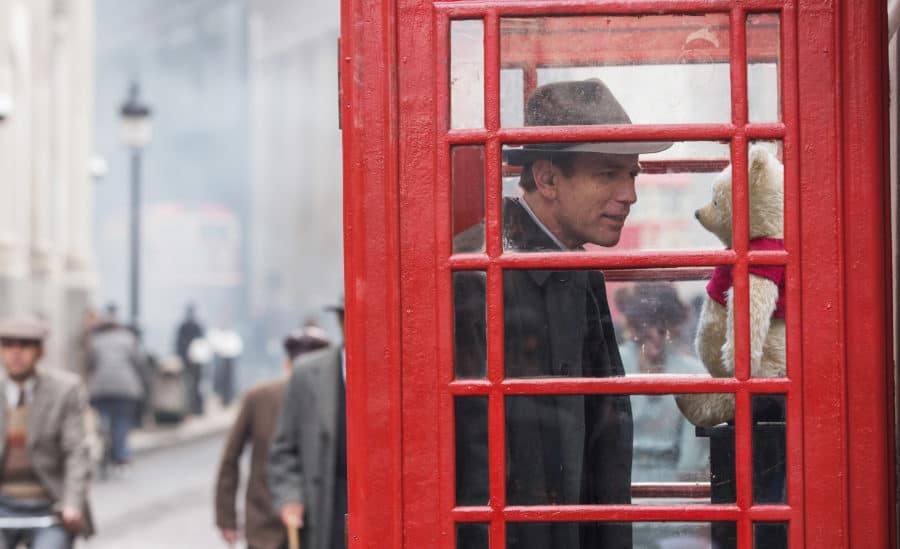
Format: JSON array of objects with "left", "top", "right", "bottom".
[{"left": 129, "top": 398, "right": 237, "bottom": 456}]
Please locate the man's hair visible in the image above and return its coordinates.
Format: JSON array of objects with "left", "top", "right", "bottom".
[
  {"left": 518, "top": 152, "right": 578, "bottom": 192},
  {"left": 0, "top": 338, "right": 42, "bottom": 350}
]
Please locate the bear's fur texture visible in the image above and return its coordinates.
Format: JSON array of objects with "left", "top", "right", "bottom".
[{"left": 675, "top": 145, "right": 787, "bottom": 427}]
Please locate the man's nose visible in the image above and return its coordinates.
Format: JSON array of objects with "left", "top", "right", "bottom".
[{"left": 621, "top": 180, "right": 638, "bottom": 204}]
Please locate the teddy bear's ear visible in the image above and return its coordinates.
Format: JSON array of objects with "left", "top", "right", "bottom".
[{"left": 748, "top": 145, "right": 775, "bottom": 191}]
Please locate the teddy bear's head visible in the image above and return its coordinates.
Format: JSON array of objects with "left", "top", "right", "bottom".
[{"left": 695, "top": 145, "right": 784, "bottom": 247}]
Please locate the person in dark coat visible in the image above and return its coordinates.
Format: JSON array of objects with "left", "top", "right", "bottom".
[
  {"left": 454, "top": 79, "right": 672, "bottom": 549},
  {"left": 215, "top": 325, "right": 331, "bottom": 549},
  {"left": 174, "top": 304, "right": 205, "bottom": 415},
  {"left": 268, "top": 302, "right": 347, "bottom": 549}
]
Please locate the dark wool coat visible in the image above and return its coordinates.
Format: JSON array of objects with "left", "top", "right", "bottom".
[
  {"left": 267, "top": 347, "right": 343, "bottom": 549},
  {"left": 454, "top": 197, "right": 634, "bottom": 549}
]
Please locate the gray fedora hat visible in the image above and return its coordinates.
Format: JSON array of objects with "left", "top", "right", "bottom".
[
  {"left": 0, "top": 314, "right": 49, "bottom": 342},
  {"left": 324, "top": 294, "right": 345, "bottom": 312},
  {"left": 505, "top": 78, "right": 672, "bottom": 166}
]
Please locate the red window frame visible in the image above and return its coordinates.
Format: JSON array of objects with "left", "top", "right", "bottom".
[{"left": 339, "top": 0, "right": 895, "bottom": 547}]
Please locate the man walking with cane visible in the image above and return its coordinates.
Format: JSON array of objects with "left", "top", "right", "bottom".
[{"left": 268, "top": 299, "right": 347, "bottom": 549}]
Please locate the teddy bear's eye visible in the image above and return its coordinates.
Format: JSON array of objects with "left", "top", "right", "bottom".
[{"left": 713, "top": 200, "right": 718, "bottom": 206}]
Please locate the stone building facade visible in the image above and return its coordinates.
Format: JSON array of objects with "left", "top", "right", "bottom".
[{"left": 0, "top": 0, "right": 97, "bottom": 370}]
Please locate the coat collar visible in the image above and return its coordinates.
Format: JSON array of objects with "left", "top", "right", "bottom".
[
  {"left": 504, "top": 198, "right": 583, "bottom": 287},
  {"left": 301, "top": 348, "right": 343, "bottom": 438}
]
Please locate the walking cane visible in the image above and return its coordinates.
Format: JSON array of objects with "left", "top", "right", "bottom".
[{"left": 287, "top": 526, "right": 300, "bottom": 549}]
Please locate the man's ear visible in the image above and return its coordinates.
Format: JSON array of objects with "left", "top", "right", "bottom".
[{"left": 531, "top": 159, "right": 556, "bottom": 199}]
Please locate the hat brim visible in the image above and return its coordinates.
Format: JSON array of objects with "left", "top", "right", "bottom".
[{"left": 505, "top": 141, "right": 673, "bottom": 166}]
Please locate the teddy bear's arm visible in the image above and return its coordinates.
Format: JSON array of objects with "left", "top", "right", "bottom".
[
  {"left": 722, "top": 274, "right": 779, "bottom": 376},
  {"left": 747, "top": 275, "right": 780, "bottom": 376},
  {"left": 695, "top": 297, "right": 729, "bottom": 378}
]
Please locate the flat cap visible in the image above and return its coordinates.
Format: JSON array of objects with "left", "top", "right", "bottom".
[{"left": 0, "top": 314, "right": 49, "bottom": 342}]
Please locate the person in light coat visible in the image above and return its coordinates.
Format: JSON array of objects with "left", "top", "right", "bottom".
[
  {"left": 0, "top": 314, "right": 94, "bottom": 547},
  {"left": 85, "top": 305, "right": 146, "bottom": 465}
]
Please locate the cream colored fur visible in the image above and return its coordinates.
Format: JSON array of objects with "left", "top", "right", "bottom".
[{"left": 676, "top": 146, "right": 787, "bottom": 427}]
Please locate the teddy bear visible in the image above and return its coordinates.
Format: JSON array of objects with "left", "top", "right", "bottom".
[{"left": 675, "top": 145, "right": 787, "bottom": 427}]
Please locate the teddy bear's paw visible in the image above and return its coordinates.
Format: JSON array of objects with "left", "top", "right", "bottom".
[{"left": 675, "top": 393, "right": 735, "bottom": 427}]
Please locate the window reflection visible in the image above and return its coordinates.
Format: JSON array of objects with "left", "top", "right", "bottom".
[
  {"left": 451, "top": 20, "right": 485, "bottom": 129},
  {"left": 457, "top": 523, "right": 488, "bottom": 549},
  {"left": 506, "top": 521, "right": 723, "bottom": 549},
  {"left": 455, "top": 396, "right": 489, "bottom": 506},
  {"left": 500, "top": 14, "right": 732, "bottom": 127},
  {"left": 453, "top": 271, "right": 486, "bottom": 379},
  {"left": 754, "top": 522, "right": 789, "bottom": 549},
  {"left": 452, "top": 146, "right": 485, "bottom": 251},
  {"left": 747, "top": 13, "right": 782, "bottom": 122},
  {"left": 614, "top": 283, "right": 711, "bottom": 486},
  {"left": 614, "top": 281, "right": 707, "bottom": 375},
  {"left": 752, "top": 394, "right": 786, "bottom": 504}
]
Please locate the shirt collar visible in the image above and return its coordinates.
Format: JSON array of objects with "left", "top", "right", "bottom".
[
  {"left": 6, "top": 377, "right": 36, "bottom": 407},
  {"left": 514, "top": 196, "right": 567, "bottom": 251}
]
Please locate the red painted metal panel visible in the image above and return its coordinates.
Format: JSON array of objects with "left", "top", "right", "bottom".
[
  {"left": 445, "top": 122, "right": 785, "bottom": 143},
  {"left": 340, "top": 0, "right": 403, "bottom": 547},
  {"left": 840, "top": 0, "right": 893, "bottom": 547},
  {"left": 796, "top": 1, "right": 847, "bottom": 547},
  {"left": 398, "top": 0, "right": 443, "bottom": 548},
  {"left": 780, "top": 3, "right": 806, "bottom": 547}
]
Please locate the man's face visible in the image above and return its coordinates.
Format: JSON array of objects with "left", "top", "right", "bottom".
[
  {"left": 543, "top": 153, "right": 640, "bottom": 248},
  {"left": 0, "top": 339, "right": 42, "bottom": 381},
  {"left": 627, "top": 321, "right": 667, "bottom": 371}
]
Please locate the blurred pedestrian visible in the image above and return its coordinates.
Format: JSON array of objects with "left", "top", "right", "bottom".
[
  {"left": 215, "top": 325, "right": 330, "bottom": 549},
  {"left": 209, "top": 329, "right": 243, "bottom": 407},
  {"left": 268, "top": 299, "right": 347, "bottom": 549},
  {"left": 614, "top": 282, "right": 709, "bottom": 481},
  {"left": 175, "top": 304, "right": 205, "bottom": 415},
  {"left": 85, "top": 304, "right": 146, "bottom": 466},
  {"left": 0, "top": 314, "right": 94, "bottom": 547}
]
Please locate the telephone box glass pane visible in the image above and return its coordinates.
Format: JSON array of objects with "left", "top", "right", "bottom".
[
  {"left": 451, "top": 20, "right": 485, "bottom": 129},
  {"left": 752, "top": 394, "right": 787, "bottom": 504},
  {"left": 452, "top": 145, "right": 485, "bottom": 252},
  {"left": 455, "top": 396, "right": 489, "bottom": 505},
  {"left": 747, "top": 13, "right": 781, "bottom": 123},
  {"left": 500, "top": 14, "right": 732, "bottom": 127},
  {"left": 504, "top": 394, "right": 730, "bottom": 506},
  {"left": 457, "top": 523, "right": 489, "bottom": 548},
  {"left": 754, "top": 522, "right": 789, "bottom": 548},
  {"left": 499, "top": 141, "right": 731, "bottom": 253},
  {"left": 506, "top": 521, "right": 727, "bottom": 548},
  {"left": 498, "top": 270, "right": 719, "bottom": 378},
  {"left": 614, "top": 278, "right": 714, "bottom": 376},
  {"left": 747, "top": 140, "right": 785, "bottom": 378},
  {"left": 501, "top": 68, "right": 525, "bottom": 126},
  {"left": 454, "top": 271, "right": 487, "bottom": 379}
]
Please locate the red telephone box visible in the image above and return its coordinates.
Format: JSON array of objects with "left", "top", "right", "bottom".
[{"left": 339, "top": 1, "right": 895, "bottom": 548}]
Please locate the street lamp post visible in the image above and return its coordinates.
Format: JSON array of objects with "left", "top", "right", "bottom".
[{"left": 120, "top": 82, "right": 152, "bottom": 329}]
